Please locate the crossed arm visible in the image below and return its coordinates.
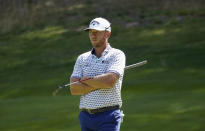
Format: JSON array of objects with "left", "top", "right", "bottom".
[{"left": 70, "top": 72, "right": 119, "bottom": 95}]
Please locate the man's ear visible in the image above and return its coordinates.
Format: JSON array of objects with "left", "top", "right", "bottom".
[{"left": 106, "top": 31, "right": 111, "bottom": 38}]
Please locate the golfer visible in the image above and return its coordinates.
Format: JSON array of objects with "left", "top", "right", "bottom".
[{"left": 70, "top": 17, "right": 126, "bottom": 131}]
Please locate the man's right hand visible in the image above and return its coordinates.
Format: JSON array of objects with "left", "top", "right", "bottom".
[{"left": 70, "top": 77, "right": 95, "bottom": 95}]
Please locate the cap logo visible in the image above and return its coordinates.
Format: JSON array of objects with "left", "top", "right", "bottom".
[{"left": 90, "top": 21, "right": 100, "bottom": 27}]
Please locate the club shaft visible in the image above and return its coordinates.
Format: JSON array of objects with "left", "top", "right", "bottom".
[{"left": 124, "top": 60, "right": 147, "bottom": 70}]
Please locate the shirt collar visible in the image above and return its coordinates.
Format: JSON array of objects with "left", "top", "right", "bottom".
[{"left": 91, "top": 44, "right": 112, "bottom": 57}]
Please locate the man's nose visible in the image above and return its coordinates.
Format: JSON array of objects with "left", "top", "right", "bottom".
[{"left": 92, "top": 32, "right": 97, "bottom": 36}]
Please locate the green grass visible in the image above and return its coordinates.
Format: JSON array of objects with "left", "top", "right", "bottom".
[
  {"left": 0, "top": 96, "right": 81, "bottom": 131},
  {"left": 122, "top": 88, "right": 205, "bottom": 131},
  {"left": 0, "top": 7, "right": 205, "bottom": 130},
  {"left": 0, "top": 89, "right": 205, "bottom": 131}
]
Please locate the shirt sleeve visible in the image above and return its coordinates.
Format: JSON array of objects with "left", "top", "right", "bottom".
[
  {"left": 107, "top": 50, "right": 126, "bottom": 77},
  {"left": 70, "top": 55, "right": 83, "bottom": 79}
]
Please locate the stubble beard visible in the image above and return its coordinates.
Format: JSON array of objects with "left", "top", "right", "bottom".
[{"left": 91, "top": 38, "right": 106, "bottom": 48}]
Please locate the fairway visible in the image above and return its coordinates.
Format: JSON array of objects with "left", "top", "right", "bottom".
[{"left": 0, "top": 86, "right": 205, "bottom": 131}]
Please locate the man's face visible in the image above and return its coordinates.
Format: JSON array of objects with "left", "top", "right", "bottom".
[{"left": 89, "top": 29, "right": 108, "bottom": 48}]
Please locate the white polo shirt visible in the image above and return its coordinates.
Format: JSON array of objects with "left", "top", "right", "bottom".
[{"left": 70, "top": 44, "right": 126, "bottom": 109}]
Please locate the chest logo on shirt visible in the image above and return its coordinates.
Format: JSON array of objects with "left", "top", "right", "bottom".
[{"left": 102, "top": 60, "right": 109, "bottom": 64}]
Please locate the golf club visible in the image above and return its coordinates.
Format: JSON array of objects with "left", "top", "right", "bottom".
[{"left": 53, "top": 60, "right": 147, "bottom": 96}]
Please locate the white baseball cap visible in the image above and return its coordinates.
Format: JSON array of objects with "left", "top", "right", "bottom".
[{"left": 84, "top": 17, "right": 111, "bottom": 32}]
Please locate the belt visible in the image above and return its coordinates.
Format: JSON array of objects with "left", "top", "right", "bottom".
[{"left": 82, "top": 105, "right": 120, "bottom": 114}]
